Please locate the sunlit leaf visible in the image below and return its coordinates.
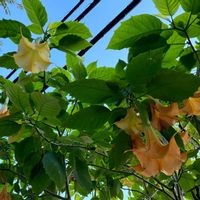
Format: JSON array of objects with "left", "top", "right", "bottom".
[
  {"left": 152, "top": 0, "right": 180, "bottom": 16},
  {"left": 107, "top": 14, "right": 162, "bottom": 49}
]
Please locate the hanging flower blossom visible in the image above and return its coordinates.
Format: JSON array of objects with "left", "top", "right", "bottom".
[
  {"left": 0, "top": 105, "right": 9, "bottom": 118},
  {"left": 115, "top": 108, "right": 188, "bottom": 177},
  {"left": 180, "top": 92, "right": 200, "bottom": 115},
  {"left": 0, "top": 185, "right": 11, "bottom": 200},
  {"left": 150, "top": 102, "right": 179, "bottom": 131},
  {"left": 132, "top": 128, "right": 188, "bottom": 177},
  {"left": 13, "top": 36, "right": 51, "bottom": 73}
]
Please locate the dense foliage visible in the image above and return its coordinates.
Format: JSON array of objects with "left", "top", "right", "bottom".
[{"left": 0, "top": 0, "right": 200, "bottom": 199}]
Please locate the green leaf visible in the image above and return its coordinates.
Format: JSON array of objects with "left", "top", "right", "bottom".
[
  {"left": 174, "top": 13, "right": 200, "bottom": 38},
  {"left": 180, "top": 0, "right": 200, "bottom": 14},
  {"left": 152, "top": 0, "right": 180, "bottom": 16},
  {"left": 64, "top": 105, "right": 111, "bottom": 130},
  {"left": 70, "top": 152, "right": 93, "bottom": 193},
  {"left": 162, "top": 31, "right": 186, "bottom": 68},
  {"left": 0, "top": 52, "right": 19, "bottom": 69},
  {"left": 66, "top": 54, "right": 87, "bottom": 80},
  {"left": 128, "top": 34, "right": 169, "bottom": 60},
  {"left": 22, "top": 0, "right": 47, "bottom": 33},
  {"left": 28, "top": 24, "right": 44, "bottom": 35},
  {"left": 30, "top": 161, "right": 52, "bottom": 194},
  {"left": 179, "top": 173, "right": 195, "bottom": 191},
  {"left": 147, "top": 69, "right": 200, "bottom": 101},
  {"left": 88, "top": 67, "right": 117, "bottom": 81},
  {"left": 6, "top": 84, "right": 33, "bottom": 114},
  {"left": 109, "top": 132, "right": 132, "bottom": 169},
  {"left": 66, "top": 79, "right": 122, "bottom": 104},
  {"left": 42, "top": 152, "right": 65, "bottom": 189},
  {"left": 56, "top": 35, "right": 91, "bottom": 52},
  {"left": 0, "top": 117, "right": 21, "bottom": 137},
  {"left": 15, "top": 136, "right": 41, "bottom": 163},
  {"left": 31, "top": 92, "right": 61, "bottom": 118},
  {"left": 126, "top": 48, "right": 164, "bottom": 91},
  {"left": 53, "top": 21, "right": 92, "bottom": 40},
  {"left": 0, "top": 19, "right": 31, "bottom": 43},
  {"left": 8, "top": 125, "right": 32, "bottom": 143},
  {"left": 107, "top": 14, "right": 162, "bottom": 49}
]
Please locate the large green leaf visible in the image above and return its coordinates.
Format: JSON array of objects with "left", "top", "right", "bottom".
[
  {"left": 109, "top": 132, "right": 132, "bottom": 169},
  {"left": 31, "top": 92, "right": 61, "bottom": 117},
  {"left": 6, "top": 84, "right": 33, "bottom": 114},
  {"left": 128, "top": 34, "right": 169, "bottom": 60},
  {"left": 66, "top": 54, "right": 87, "bottom": 80},
  {"left": 162, "top": 31, "right": 186, "bottom": 68},
  {"left": 126, "top": 47, "right": 164, "bottom": 90},
  {"left": 66, "top": 79, "right": 122, "bottom": 104},
  {"left": 22, "top": 0, "right": 47, "bottom": 33},
  {"left": 180, "top": 0, "right": 200, "bottom": 14},
  {"left": 107, "top": 14, "right": 162, "bottom": 49},
  {"left": 179, "top": 173, "right": 195, "bottom": 191},
  {"left": 0, "top": 52, "right": 19, "bottom": 69},
  {"left": 174, "top": 13, "right": 200, "bottom": 38},
  {"left": 89, "top": 67, "right": 117, "bottom": 81},
  {"left": 0, "top": 19, "right": 31, "bottom": 43},
  {"left": 30, "top": 161, "right": 52, "bottom": 194},
  {"left": 57, "top": 35, "right": 92, "bottom": 52},
  {"left": 70, "top": 152, "right": 93, "bottom": 194},
  {"left": 64, "top": 105, "right": 111, "bottom": 130},
  {"left": 147, "top": 69, "right": 200, "bottom": 101},
  {"left": 15, "top": 136, "right": 41, "bottom": 163},
  {"left": 0, "top": 117, "right": 21, "bottom": 137},
  {"left": 42, "top": 152, "right": 65, "bottom": 189},
  {"left": 52, "top": 21, "right": 92, "bottom": 41},
  {"left": 152, "top": 0, "right": 180, "bottom": 16}
]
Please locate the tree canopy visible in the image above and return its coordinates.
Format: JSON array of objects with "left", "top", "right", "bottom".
[{"left": 0, "top": 0, "right": 200, "bottom": 199}]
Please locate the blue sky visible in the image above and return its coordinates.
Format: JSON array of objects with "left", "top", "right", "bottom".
[{"left": 0, "top": 0, "right": 157, "bottom": 80}]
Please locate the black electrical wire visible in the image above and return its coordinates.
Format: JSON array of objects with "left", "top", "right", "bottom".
[
  {"left": 61, "top": 0, "right": 85, "bottom": 22},
  {"left": 75, "top": 0, "right": 100, "bottom": 21}
]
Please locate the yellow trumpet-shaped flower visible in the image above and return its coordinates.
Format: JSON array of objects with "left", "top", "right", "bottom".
[{"left": 14, "top": 36, "right": 51, "bottom": 73}]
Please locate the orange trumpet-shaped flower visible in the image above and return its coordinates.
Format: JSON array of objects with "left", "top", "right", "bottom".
[
  {"left": 180, "top": 92, "right": 200, "bottom": 115},
  {"left": 14, "top": 36, "right": 51, "bottom": 73},
  {"left": 150, "top": 102, "right": 179, "bottom": 131},
  {"left": 115, "top": 108, "right": 188, "bottom": 177},
  {"left": 0, "top": 185, "right": 11, "bottom": 200},
  {"left": 133, "top": 128, "right": 188, "bottom": 177},
  {"left": 0, "top": 106, "right": 9, "bottom": 118}
]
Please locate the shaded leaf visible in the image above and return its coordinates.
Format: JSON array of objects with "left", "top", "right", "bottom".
[
  {"left": 0, "top": 19, "right": 31, "bottom": 43},
  {"left": 0, "top": 52, "right": 19, "bottom": 69},
  {"left": 70, "top": 152, "right": 93, "bottom": 193},
  {"left": 57, "top": 35, "right": 91, "bottom": 52},
  {"left": 147, "top": 69, "right": 200, "bottom": 101},
  {"left": 66, "top": 79, "right": 122, "bottom": 104},
  {"left": 0, "top": 117, "right": 21, "bottom": 137},
  {"left": 180, "top": 0, "right": 200, "bottom": 14},
  {"left": 66, "top": 54, "right": 87, "bottom": 80},
  {"left": 42, "top": 152, "right": 65, "bottom": 189},
  {"left": 126, "top": 47, "right": 164, "bottom": 91},
  {"left": 64, "top": 105, "right": 111, "bottom": 130},
  {"left": 109, "top": 132, "right": 132, "bottom": 169},
  {"left": 30, "top": 161, "right": 52, "bottom": 194},
  {"left": 6, "top": 84, "right": 33, "bottom": 114},
  {"left": 31, "top": 92, "right": 61, "bottom": 117}
]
